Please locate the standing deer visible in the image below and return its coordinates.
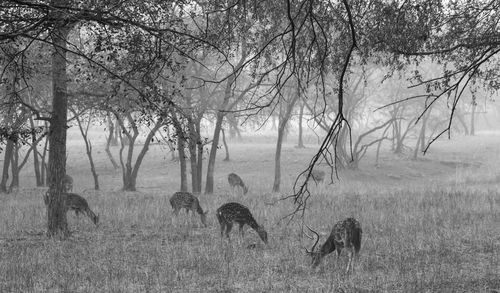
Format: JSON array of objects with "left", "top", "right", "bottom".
[
  {"left": 64, "top": 193, "right": 99, "bottom": 226},
  {"left": 305, "top": 218, "right": 362, "bottom": 273},
  {"left": 63, "top": 174, "right": 73, "bottom": 192},
  {"left": 216, "top": 202, "right": 267, "bottom": 244},
  {"left": 227, "top": 173, "right": 248, "bottom": 195},
  {"left": 169, "top": 191, "right": 208, "bottom": 227}
]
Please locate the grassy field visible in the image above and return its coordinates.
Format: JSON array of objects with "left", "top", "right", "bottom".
[{"left": 1, "top": 131, "right": 499, "bottom": 292}]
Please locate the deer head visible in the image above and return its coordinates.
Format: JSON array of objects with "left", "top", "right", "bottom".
[
  {"left": 257, "top": 225, "right": 268, "bottom": 244},
  {"left": 305, "top": 225, "right": 323, "bottom": 267},
  {"left": 200, "top": 210, "right": 209, "bottom": 227}
]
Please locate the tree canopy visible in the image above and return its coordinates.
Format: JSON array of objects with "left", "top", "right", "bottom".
[{"left": 1, "top": 0, "right": 500, "bottom": 226}]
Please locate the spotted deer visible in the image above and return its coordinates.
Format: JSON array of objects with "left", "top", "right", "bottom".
[
  {"left": 64, "top": 193, "right": 99, "bottom": 226},
  {"left": 228, "top": 173, "right": 248, "bottom": 195},
  {"left": 169, "top": 191, "right": 208, "bottom": 227},
  {"left": 216, "top": 202, "right": 267, "bottom": 244},
  {"left": 306, "top": 218, "right": 362, "bottom": 273},
  {"left": 63, "top": 174, "right": 73, "bottom": 192}
]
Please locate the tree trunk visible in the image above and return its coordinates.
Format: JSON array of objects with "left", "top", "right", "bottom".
[
  {"left": 41, "top": 128, "right": 49, "bottom": 186},
  {"left": 115, "top": 113, "right": 162, "bottom": 191},
  {"left": 205, "top": 112, "right": 224, "bottom": 194},
  {"left": 188, "top": 118, "right": 200, "bottom": 194},
  {"left": 178, "top": 135, "right": 188, "bottom": 192},
  {"left": 375, "top": 126, "right": 390, "bottom": 166},
  {"left": 170, "top": 112, "right": 188, "bottom": 192},
  {"left": 227, "top": 114, "right": 242, "bottom": 139},
  {"left": 413, "top": 132, "right": 421, "bottom": 160},
  {"left": 105, "top": 113, "right": 119, "bottom": 170},
  {"left": 272, "top": 121, "right": 285, "bottom": 192},
  {"left": 129, "top": 119, "right": 163, "bottom": 191},
  {"left": 273, "top": 91, "right": 300, "bottom": 192},
  {"left": 205, "top": 43, "right": 248, "bottom": 194},
  {"left": 1, "top": 48, "right": 17, "bottom": 193},
  {"left": 222, "top": 128, "right": 230, "bottom": 161},
  {"left": 297, "top": 102, "right": 305, "bottom": 148},
  {"left": 420, "top": 116, "right": 426, "bottom": 152},
  {"left": 105, "top": 133, "right": 119, "bottom": 170},
  {"left": 195, "top": 120, "right": 203, "bottom": 193},
  {"left": 46, "top": 22, "right": 71, "bottom": 238},
  {"left": 164, "top": 126, "right": 178, "bottom": 161},
  {"left": 30, "top": 117, "right": 43, "bottom": 186},
  {"left": 115, "top": 113, "right": 138, "bottom": 191},
  {"left": 470, "top": 100, "right": 476, "bottom": 136},
  {"left": 107, "top": 113, "right": 119, "bottom": 146},
  {"left": 0, "top": 140, "right": 14, "bottom": 193},
  {"left": 455, "top": 109, "right": 469, "bottom": 135},
  {"left": 8, "top": 142, "right": 20, "bottom": 192},
  {"left": 74, "top": 112, "right": 100, "bottom": 190}
]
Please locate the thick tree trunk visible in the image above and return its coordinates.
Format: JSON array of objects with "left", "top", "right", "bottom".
[
  {"left": 8, "top": 142, "right": 20, "bottom": 192},
  {"left": 46, "top": 23, "right": 71, "bottom": 237},
  {"left": 222, "top": 128, "right": 230, "bottom": 161},
  {"left": 188, "top": 119, "right": 200, "bottom": 194},
  {"left": 178, "top": 136, "right": 188, "bottom": 192},
  {"left": 1, "top": 48, "right": 17, "bottom": 193},
  {"left": 115, "top": 113, "right": 138, "bottom": 191},
  {"left": 170, "top": 112, "right": 188, "bottom": 192},
  {"left": 205, "top": 112, "right": 224, "bottom": 194},
  {"left": 0, "top": 140, "right": 14, "bottom": 193}
]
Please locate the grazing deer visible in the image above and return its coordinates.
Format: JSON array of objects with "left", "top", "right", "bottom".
[
  {"left": 169, "top": 191, "right": 208, "bottom": 227},
  {"left": 216, "top": 202, "right": 267, "bottom": 244},
  {"left": 305, "top": 218, "right": 362, "bottom": 273},
  {"left": 63, "top": 174, "right": 73, "bottom": 192},
  {"left": 228, "top": 173, "right": 248, "bottom": 195},
  {"left": 64, "top": 193, "right": 99, "bottom": 226},
  {"left": 310, "top": 170, "right": 325, "bottom": 184}
]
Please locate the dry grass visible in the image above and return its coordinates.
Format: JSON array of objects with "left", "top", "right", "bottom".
[{"left": 1, "top": 134, "right": 500, "bottom": 292}]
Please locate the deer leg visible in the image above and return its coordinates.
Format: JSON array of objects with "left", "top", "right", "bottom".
[
  {"left": 336, "top": 248, "right": 342, "bottom": 269},
  {"left": 219, "top": 223, "right": 226, "bottom": 237},
  {"left": 346, "top": 249, "right": 353, "bottom": 274},
  {"left": 225, "top": 223, "right": 233, "bottom": 239},
  {"left": 239, "top": 223, "right": 244, "bottom": 237}
]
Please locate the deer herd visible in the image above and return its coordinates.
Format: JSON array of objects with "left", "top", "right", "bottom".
[{"left": 50, "top": 171, "right": 363, "bottom": 273}]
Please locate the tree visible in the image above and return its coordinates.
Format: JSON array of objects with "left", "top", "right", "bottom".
[
  {"left": 45, "top": 7, "right": 73, "bottom": 237},
  {"left": 273, "top": 84, "right": 300, "bottom": 192},
  {"left": 1, "top": 0, "right": 204, "bottom": 235},
  {"left": 70, "top": 108, "right": 100, "bottom": 190}
]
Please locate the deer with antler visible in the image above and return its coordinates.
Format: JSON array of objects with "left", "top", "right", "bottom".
[{"left": 305, "top": 218, "right": 362, "bottom": 273}]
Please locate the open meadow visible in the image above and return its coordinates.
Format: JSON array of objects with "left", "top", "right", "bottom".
[{"left": 1, "top": 131, "right": 499, "bottom": 292}]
